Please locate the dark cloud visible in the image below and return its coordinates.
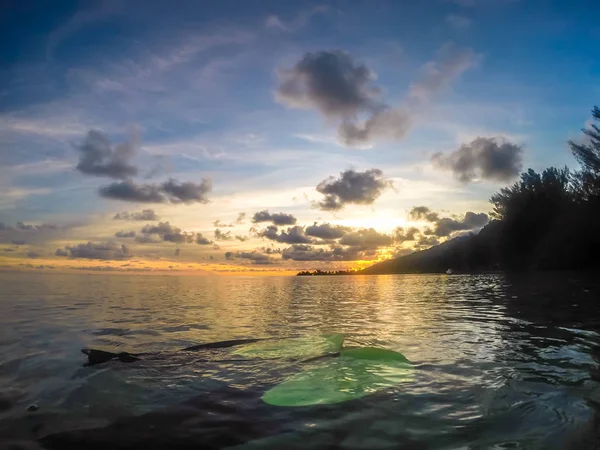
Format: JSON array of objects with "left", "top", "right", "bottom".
[
  {"left": 140, "top": 222, "right": 197, "bottom": 244},
  {"left": 140, "top": 222, "right": 212, "bottom": 245},
  {"left": 282, "top": 244, "right": 334, "bottom": 261},
  {"left": 281, "top": 244, "right": 376, "bottom": 262},
  {"left": 408, "top": 206, "right": 489, "bottom": 237},
  {"left": 55, "top": 248, "right": 69, "bottom": 256},
  {"left": 432, "top": 212, "right": 489, "bottom": 237},
  {"left": 161, "top": 179, "right": 212, "bottom": 203},
  {"left": 27, "top": 251, "right": 41, "bottom": 258},
  {"left": 252, "top": 210, "right": 297, "bottom": 226},
  {"left": 235, "top": 235, "right": 249, "bottom": 242},
  {"left": 0, "top": 223, "right": 79, "bottom": 247},
  {"left": 432, "top": 137, "right": 523, "bottom": 183},
  {"left": 213, "top": 213, "right": 247, "bottom": 228},
  {"left": 276, "top": 50, "right": 379, "bottom": 119},
  {"left": 213, "top": 220, "right": 235, "bottom": 228},
  {"left": 275, "top": 49, "right": 412, "bottom": 148},
  {"left": 415, "top": 236, "right": 440, "bottom": 248},
  {"left": 409, "top": 206, "right": 439, "bottom": 222},
  {"left": 276, "top": 46, "right": 476, "bottom": 147},
  {"left": 75, "top": 129, "right": 212, "bottom": 205},
  {"left": 3, "top": 248, "right": 15, "bottom": 252},
  {"left": 214, "top": 229, "right": 233, "bottom": 241},
  {"left": 141, "top": 222, "right": 180, "bottom": 236},
  {"left": 99, "top": 181, "right": 163, "bottom": 202},
  {"left": 305, "top": 222, "right": 350, "bottom": 240},
  {"left": 393, "top": 227, "right": 419, "bottom": 242},
  {"left": 391, "top": 247, "right": 415, "bottom": 258},
  {"left": 259, "top": 246, "right": 282, "bottom": 254},
  {"left": 225, "top": 251, "right": 273, "bottom": 264},
  {"left": 12, "top": 222, "right": 61, "bottom": 231},
  {"left": 463, "top": 212, "right": 489, "bottom": 228},
  {"left": 75, "top": 130, "right": 138, "bottom": 180},
  {"left": 196, "top": 234, "right": 212, "bottom": 245},
  {"left": 259, "top": 225, "right": 313, "bottom": 244},
  {"left": 16, "top": 222, "right": 35, "bottom": 230},
  {"left": 115, "top": 230, "right": 136, "bottom": 238},
  {"left": 338, "top": 228, "right": 393, "bottom": 249},
  {"left": 134, "top": 234, "right": 160, "bottom": 244},
  {"left": 114, "top": 209, "right": 159, "bottom": 221},
  {"left": 59, "top": 241, "right": 131, "bottom": 260},
  {"left": 315, "top": 169, "right": 393, "bottom": 211},
  {"left": 342, "top": 45, "right": 477, "bottom": 146},
  {"left": 99, "top": 179, "right": 211, "bottom": 204}
]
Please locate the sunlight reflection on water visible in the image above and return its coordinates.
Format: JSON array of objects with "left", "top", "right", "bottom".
[{"left": 1, "top": 271, "right": 600, "bottom": 449}]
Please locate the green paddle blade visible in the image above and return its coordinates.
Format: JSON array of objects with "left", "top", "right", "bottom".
[
  {"left": 232, "top": 334, "right": 344, "bottom": 360},
  {"left": 262, "top": 347, "right": 413, "bottom": 407}
]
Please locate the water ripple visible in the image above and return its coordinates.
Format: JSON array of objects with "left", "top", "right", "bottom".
[{"left": 1, "top": 272, "right": 600, "bottom": 449}]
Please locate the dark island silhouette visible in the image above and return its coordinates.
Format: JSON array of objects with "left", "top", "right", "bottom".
[{"left": 298, "top": 105, "right": 600, "bottom": 276}]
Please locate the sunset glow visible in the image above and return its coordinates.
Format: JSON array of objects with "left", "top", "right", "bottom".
[{"left": 1, "top": 1, "right": 595, "bottom": 274}]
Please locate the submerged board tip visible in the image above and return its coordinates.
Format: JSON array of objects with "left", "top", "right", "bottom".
[{"left": 262, "top": 346, "right": 413, "bottom": 407}]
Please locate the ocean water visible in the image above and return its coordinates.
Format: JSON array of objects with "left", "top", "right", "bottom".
[{"left": 1, "top": 271, "right": 600, "bottom": 449}]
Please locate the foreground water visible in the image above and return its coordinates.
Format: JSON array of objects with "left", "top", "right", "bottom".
[{"left": 1, "top": 271, "right": 600, "bottom": 448}]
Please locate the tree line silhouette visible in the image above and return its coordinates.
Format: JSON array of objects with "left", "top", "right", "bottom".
[
  {"left": 297, "top": 269, "right": 357, "bottom": 276},
  {"left": 298, "top": 105, "right": 600, "bottom": 275}
]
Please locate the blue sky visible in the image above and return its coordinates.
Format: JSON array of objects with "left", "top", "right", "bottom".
[{"left": 0, "top": 0, "right": 598, "bottom": 273}]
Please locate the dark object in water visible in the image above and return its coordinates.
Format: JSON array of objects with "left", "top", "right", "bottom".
[
  {"left": 81, "top": 349, "right": 141, "bottom": 366},
  {"left": 182, "top": 338, "right": 265, "bottom": 351},
  {"left": 81, "top": 338, "right": 266, "bottom": 366},
  {"left": 38, "top": 385, "right": 402, "bottom": 450}
]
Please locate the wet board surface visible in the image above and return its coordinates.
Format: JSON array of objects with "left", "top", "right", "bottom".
[
  {"left": 262, "top": 347, "right": 413, "bottom": 407},
  {"left": 232, "top": 334, "right": 344, "bottom": 360}
]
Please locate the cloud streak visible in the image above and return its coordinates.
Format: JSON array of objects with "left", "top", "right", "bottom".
[
  {"left": 115, "top": 230, "right": 136, "bottom": 238},
  {"left": 56, "top": 241, "right": 132, "bottom": 260},
  {"left": 114, "top": 209, "right": 159, "bottom": 221},
  {"left": 225, "top": 251, "right": 273, "bottom": 264}
]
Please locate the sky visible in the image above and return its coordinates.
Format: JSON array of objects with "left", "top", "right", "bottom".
[{"left": 0, "top": 0, "right": 598, "bottom": 275}]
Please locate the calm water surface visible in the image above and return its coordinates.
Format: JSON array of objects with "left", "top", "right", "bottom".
[{"left": 1, "top": 271, "right": 600, "bottom": 449}]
